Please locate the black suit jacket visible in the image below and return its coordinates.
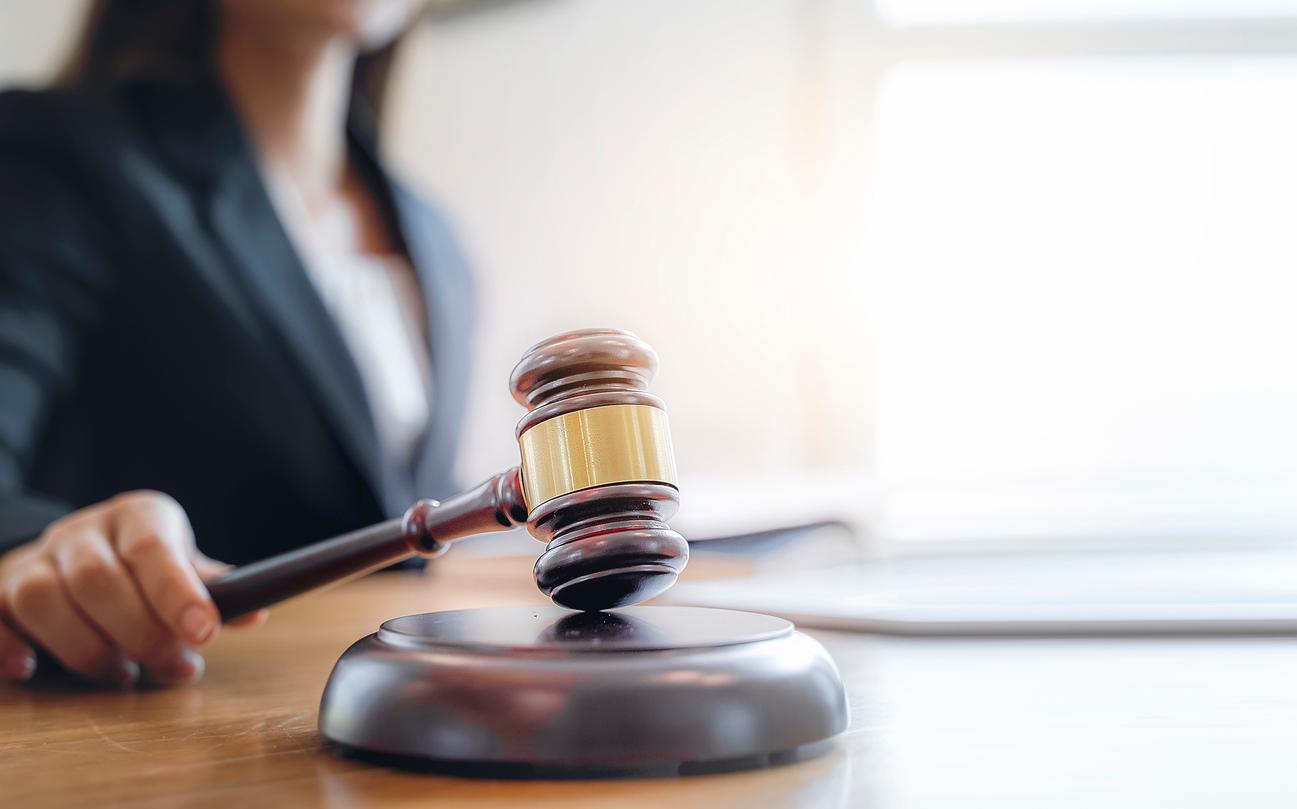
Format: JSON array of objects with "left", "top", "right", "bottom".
[{"left": 0, "top": 80, "right": 474, "bottom": 562}]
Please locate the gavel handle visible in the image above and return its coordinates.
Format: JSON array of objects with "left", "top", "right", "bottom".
[
  {"left": 205, "top": 468, "right": 529, "bottom": 622},
  {"left": 206, "top": 518, "right": 409, "bottom": 621}
]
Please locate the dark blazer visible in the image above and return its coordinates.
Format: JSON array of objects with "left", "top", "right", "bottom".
[{"left": 0, "top": 80, "right": 474, "bottom": 562}]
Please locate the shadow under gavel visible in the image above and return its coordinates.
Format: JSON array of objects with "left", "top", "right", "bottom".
[{"left": 205, "top": 329, "right": 689, "bottom": 618}]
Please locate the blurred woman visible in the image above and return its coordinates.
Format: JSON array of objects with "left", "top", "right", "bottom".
[{"left": 0, "top": 0, "right": 473, "bottom": 687}]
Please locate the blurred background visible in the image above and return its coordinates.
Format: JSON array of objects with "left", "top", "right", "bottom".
[{"left": 5, "top": 0, "right": 1296, "bottom": 555}]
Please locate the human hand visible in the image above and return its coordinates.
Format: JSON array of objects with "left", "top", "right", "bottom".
[{"left": 0, "top": 491, "right": 265, "bottom": 687}]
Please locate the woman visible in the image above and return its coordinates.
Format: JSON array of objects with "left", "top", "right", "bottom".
[{"left": 0, "top": 0, "right": 473, "bottom": 687}]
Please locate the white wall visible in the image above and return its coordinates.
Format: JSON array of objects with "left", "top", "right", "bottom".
[
  {"left": 385, "top": 0, "right": 874, "bottom": 485},
  {"left": 0, "top": 1, "right": 87, "bottom": 87}
]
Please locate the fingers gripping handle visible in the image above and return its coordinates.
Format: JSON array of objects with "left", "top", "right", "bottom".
[{"left": 206, "top": 469, "right": 528, "bottom": 622}]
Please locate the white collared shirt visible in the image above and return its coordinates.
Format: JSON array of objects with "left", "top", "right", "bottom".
[{"left": 261, "top": 168, "right": 433, "bottom": 467}]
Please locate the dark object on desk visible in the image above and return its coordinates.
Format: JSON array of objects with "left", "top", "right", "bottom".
[
  {"left": 318, "top": 605, "right": 849, "bottom": 775},
  {"left": 689, "top": 520, "right": 857, "bottom": 556},
  {"left": 206, "top": 329, "right": 688, "bottom": 617}
]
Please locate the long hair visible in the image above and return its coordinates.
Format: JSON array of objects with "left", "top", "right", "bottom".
[{"left": 59, "top": 0, "right": 403, "bottom": 127}]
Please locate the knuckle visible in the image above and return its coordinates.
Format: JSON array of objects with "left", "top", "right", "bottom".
[
  {"left": 38, "top": 517, "right": 71, "bottom": 543},
  {"left": 36, "top": 523, "right": 75, "bottom": 554},
  {"left": 118, "top": 530, "right": 167, "bottom": 564},
  {"left": 116, "top": 489, "right": 183, "bottom": 520},
  {"left": 9, "top": 568, "right": 60, "bottom": 617},
  {"left": 40, "top": 499, "right": 113, "bottom": 544},
  {"left": 64, "top": 551, "right": 117, "bottom": 595}
]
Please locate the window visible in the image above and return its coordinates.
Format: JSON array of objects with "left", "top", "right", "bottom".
[
  {"left": 391, "top": 2, "right": 1297, "bottom": 547},
  {"left": 880, "top": 0, "right": 1297, "bottom": 25},
  {"left": 863, "top": 7, "right": 1297, "bottom": 543}
]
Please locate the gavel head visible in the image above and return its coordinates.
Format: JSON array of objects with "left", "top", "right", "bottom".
[{"left": 510, "top": 328, "right": 688, "bottom": 611}]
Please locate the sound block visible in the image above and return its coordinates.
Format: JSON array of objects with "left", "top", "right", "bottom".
[{"left": 318, "top": 605, "right": 849, "bottom": 777}]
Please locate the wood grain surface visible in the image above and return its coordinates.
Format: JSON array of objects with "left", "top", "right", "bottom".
[{"left": 3, "top": 552, "right": 1294, "bottom": 808}]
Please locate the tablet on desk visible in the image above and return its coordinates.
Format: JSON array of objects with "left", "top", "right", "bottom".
[{"left": 667, "top": 549, "right": 1297, "bottom": 636}]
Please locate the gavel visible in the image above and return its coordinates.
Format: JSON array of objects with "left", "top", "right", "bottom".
[{"left": 205, "top": 329, "right": 688, "bottom": 619}]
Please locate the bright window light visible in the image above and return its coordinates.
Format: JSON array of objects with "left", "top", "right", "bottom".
[
  {"left": 866, "top": 60, "right": 1297, "bottom": 541},
  {"left": 878, "top": 0, "right": 1297, "bottom": 25}
]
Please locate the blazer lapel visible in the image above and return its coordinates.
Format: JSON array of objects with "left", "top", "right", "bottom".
[
  {"left": 397, "top": 195, "right": 456, "bottom": 498},
  {"left": 142, "top": 78, "right": 469, "bottom": 514},
  {"left": 349, "top": 128, "right": 473, "bottom": 501},
  {"left": 204, "top": 166, "right": 406, "bottom": 515},
  {"left": 145, "top": 81, "right": 401, "bottom": 516}
]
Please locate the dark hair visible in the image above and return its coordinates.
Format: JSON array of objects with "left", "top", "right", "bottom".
[{"left": 60, "top": 0, "right": 404, "bottom": 126}]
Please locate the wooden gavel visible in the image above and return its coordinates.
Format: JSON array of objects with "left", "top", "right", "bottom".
[{"left": 205, "top": 329, "right": 688, "bottom": 619}]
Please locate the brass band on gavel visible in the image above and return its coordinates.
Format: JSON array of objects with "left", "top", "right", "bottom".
[{"left": 517, "top": 403, "right": 678, "bottom": 511}]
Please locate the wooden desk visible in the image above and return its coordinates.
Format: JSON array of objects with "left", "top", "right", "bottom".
[{"left": 3, "top": 554, "right": 1296, "bottom": 808}]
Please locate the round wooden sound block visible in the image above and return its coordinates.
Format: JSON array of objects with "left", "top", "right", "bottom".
[{"left": 318, "top": 606, "right": 849, "bottom": 776}]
